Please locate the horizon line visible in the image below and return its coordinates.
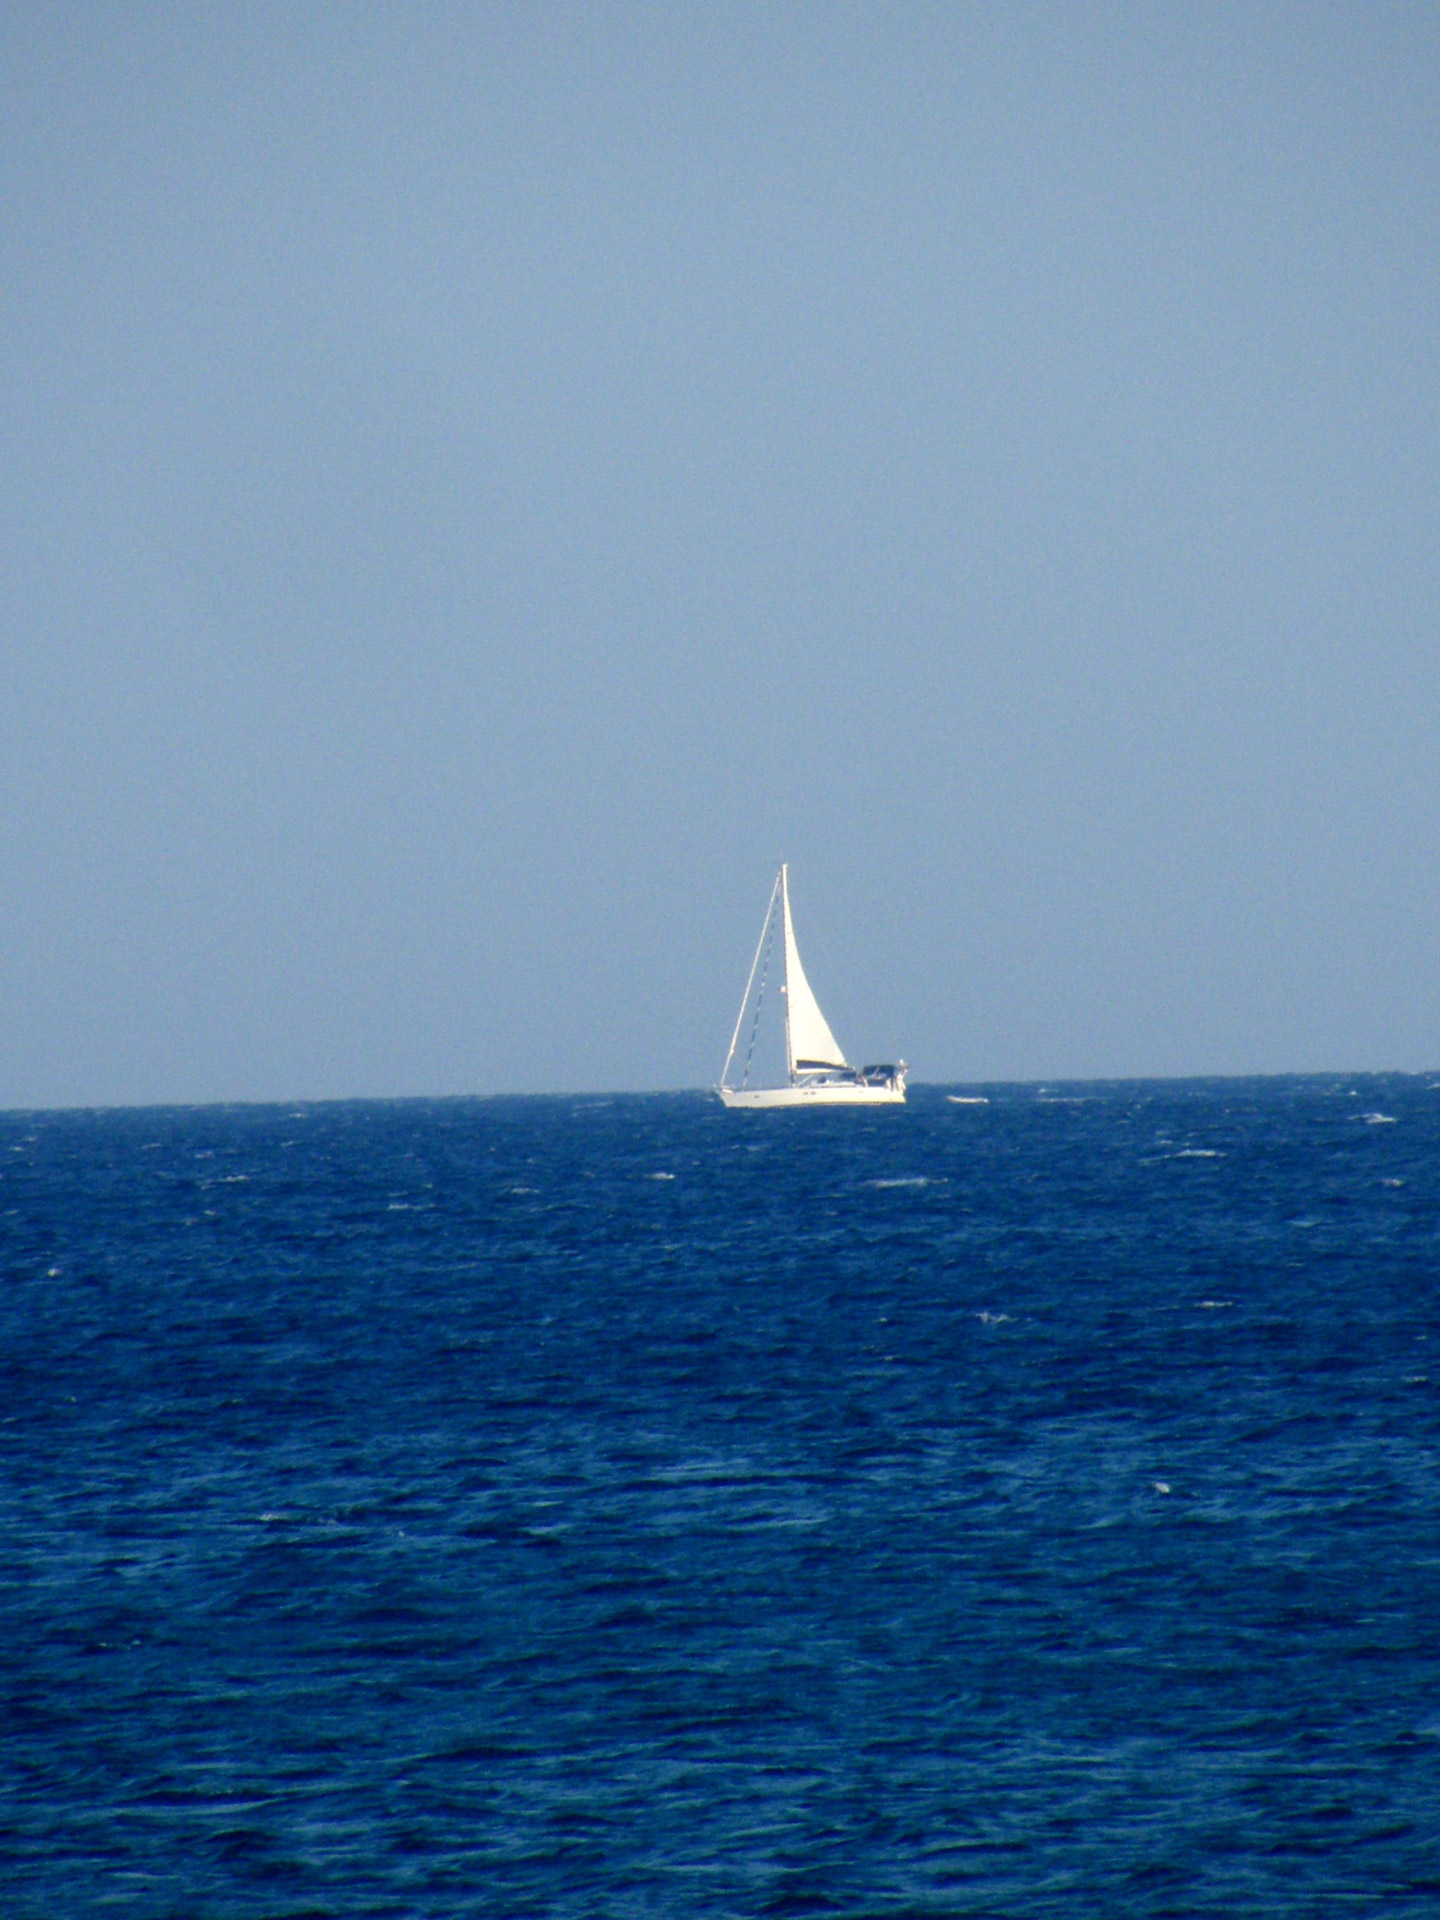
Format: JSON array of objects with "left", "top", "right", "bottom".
[{"left": 2, "top": 1066, "right": 1436, "bottom": 1119}]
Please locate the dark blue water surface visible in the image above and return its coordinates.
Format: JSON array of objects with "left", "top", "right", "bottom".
[{"left": 3, "top": 1077, "right": 1440, "bottom": 1916}]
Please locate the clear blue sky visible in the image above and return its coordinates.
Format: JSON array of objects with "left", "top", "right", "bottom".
[{"left": 3, "top": 3, "right": 1438, "bottom": 1104}]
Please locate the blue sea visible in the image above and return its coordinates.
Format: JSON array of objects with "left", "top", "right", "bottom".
[{"left": 3, "top": 1077, "right": 1439, "bottom": 1916}]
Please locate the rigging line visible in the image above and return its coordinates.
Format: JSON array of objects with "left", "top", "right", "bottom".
[
  {"left": 719, "top": 869, "right": 782, "bottom": 1088},
  {"left": 740, "top": 906, "right": 778, "bottom": 1091}
]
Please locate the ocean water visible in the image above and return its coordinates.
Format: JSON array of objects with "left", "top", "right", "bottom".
[{"left": 2, "top": 1076, "right": 1439, "bottom": 1917}]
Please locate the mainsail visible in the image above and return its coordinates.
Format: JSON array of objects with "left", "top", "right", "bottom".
[{"left": 780, "top": 867, "right": 847, "bottom": 1072}]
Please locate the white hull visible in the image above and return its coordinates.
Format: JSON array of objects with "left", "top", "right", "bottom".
[{"left": 717, "top": 1082, "right": 905, "bottom": 1108}]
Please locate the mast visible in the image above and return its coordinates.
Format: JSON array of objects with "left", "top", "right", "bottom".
[{"left": 780, "top": 864, "right": 794, "bottom": 1083}]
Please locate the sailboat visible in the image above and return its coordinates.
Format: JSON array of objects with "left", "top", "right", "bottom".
[{"left": 716, "top": 866, "right": 907, "bottom": 1107}]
